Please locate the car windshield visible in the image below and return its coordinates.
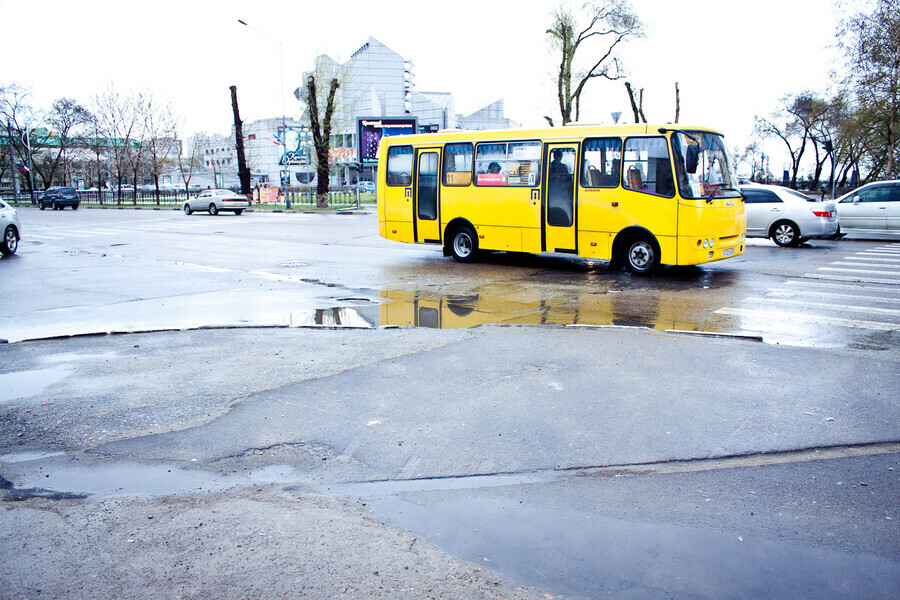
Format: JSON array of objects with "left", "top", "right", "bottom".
[{"left": 672, "top": 131, "right": 741, "bottom": 199}]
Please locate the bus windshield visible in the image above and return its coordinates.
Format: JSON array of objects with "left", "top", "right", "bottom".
[{"left": 672, "top": 131, "right": 741, "bottom": 199}]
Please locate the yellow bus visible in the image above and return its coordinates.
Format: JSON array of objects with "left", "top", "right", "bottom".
[{"left": 376, "top": 124, "right": 746, "bottom": 274}]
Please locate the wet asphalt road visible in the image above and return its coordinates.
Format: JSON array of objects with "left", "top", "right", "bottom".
[{"left": 1, "top": 206, "right": 898, "bottom": 599}]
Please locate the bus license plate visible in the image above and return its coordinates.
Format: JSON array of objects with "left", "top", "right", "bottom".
[{"left": 722, "top": 248, "right": 735, "bottom": 257}]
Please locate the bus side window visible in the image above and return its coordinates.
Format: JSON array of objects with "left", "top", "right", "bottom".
[
  {"left": 387, "top": 146, "right": 414, "bottom": 186},
  {"left": 581, "top": 137, "right": 622, "bottom": 188},
  {"left": 623, "top": 137, "right": 674, "bottom": 197},
  {"left": 443, "top": 143, "right": 473, "bottom": 186}
]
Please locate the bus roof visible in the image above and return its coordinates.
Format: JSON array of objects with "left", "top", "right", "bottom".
[{"left": 380, "top": 123, "right": 725, "bottom": 146}]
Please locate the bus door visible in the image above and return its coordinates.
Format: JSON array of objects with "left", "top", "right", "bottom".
[
  {"left": 414, "top": 148, "right": 441, "bottom": 243},
  {"left": 543, "top": 143, "right": 578, "bottom": 253}
]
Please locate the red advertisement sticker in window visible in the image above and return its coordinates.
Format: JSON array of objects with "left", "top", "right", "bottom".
[{"left": 477, "top": 173, "right": 508, "bottom": 186}]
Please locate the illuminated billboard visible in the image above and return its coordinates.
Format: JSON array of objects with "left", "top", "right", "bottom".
[{"left": 357, "top": 117, "right": 418, "bottom": 165}]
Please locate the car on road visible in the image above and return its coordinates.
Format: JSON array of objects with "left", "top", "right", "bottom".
[
  {"left": 183, "top": 189, "right": 250, "bottom": 216},
  {"left": 740, "top": 183, "right": 838, "bottom": 246},
  {"left": 356, "top": 181, "right": 376, "bottom": 193},
  {"left": 0, "top": 199, "right": 21, "bottom": 255},
  {"left": 835, "top": 180, "right": 900, "bottom": 237},
  {"left": 39, "top": 187, "right": 80, "bottom": 210}
]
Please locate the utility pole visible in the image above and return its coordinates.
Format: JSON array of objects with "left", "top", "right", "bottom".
[
  {"left": 237, "top": 18, "right": 289, "bottom": 208},
  {"left": 6, "top": 121, "right": 19, "bottom": 204},
  {"left": 22, "top": 128, "right": 35, "bottom": 204}
]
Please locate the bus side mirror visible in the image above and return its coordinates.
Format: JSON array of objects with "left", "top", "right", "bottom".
[{"left": 686, "top": 146, "right": 700, "bottom": 174}]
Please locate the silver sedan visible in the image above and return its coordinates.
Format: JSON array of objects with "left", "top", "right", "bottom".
[
  {"left": 741, "top": 184, "right": 838, "bottom": 246},
  {"left": 183, "top": 189, "right": 250, "bottom": 216}
]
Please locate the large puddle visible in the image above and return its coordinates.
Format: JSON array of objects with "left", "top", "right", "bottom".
[
  {"left": 0, "top": 280, "right": 892, "bottom": 350},
  {"left": 0, "top": 369, "right": 71, "bottom": 403},
  {"left": 3, "top": 455, "right": 896, "bottom": 599},
  {"left": 366, "top": 494, "right": 899, "bottom": 600},
  {"left": 0, "top": 283, "right": 742, "bottom": 342},
  {"left": 5, "top": 462, "right": 312, "bottom": 498}
]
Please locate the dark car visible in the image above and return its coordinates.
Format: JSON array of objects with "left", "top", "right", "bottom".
[{"left": 39, "top": 187, "right": 80, "bottom": 210}]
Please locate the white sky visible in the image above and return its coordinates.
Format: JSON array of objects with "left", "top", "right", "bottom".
[{"left": 2, "top": 0, "right": 843, "bottom": 173}]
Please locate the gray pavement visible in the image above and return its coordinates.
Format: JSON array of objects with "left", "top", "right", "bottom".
[
  {"left": 1, "top": 208, "right": 898, "bottom": 599},
  {"left": 1, "top": 324, "right": 898, "bottom": 599}
]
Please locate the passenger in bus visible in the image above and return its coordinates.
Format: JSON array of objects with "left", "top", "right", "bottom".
[
  {"left": 487, "top": 162, "right": 502, "bottom": 174},
  {"left": 549, "top": 149, "right": 567, "bottom": 175}
]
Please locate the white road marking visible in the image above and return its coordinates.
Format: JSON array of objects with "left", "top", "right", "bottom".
[
  {"left": 764, "top": 289, "right": 900, "bottom": 304},
  {"left": 715, "top": 307, "right": 898, "bottom": 331},
  {"left": 742, "top": 297, "right": 900, "bottom": 316},
  {"left": 802, "top": 273, "right": 900, "bottom": 285},
  {"left": 833, "top": 261, "right": 900, "bottom": 268}
]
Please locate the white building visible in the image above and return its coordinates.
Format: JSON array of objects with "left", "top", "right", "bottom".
[{"left": 301, "top": 37, "right": 519, "bottom": 184}]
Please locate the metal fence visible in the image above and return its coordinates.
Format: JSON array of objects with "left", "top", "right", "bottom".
[{"left": 1, "top": 186, "right": 373, "bottom": 209}]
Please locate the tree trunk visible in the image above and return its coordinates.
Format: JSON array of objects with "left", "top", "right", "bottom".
[
  {"left": 230, "top": 86, "right": 252, "bottom": 195},
  {"left": 674, "top": 82, "right": 680, "bottom": 123},
  {"left": 638, "top": 88, "right": 647, "bottom": 123},
  {"left": 307, "top": 75, "right": 340, "bottom": 209},
  {"left": 625, "top": 82, "right": 640, "bottom": 123}
]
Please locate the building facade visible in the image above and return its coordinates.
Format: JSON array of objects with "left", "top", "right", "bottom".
[{"left": 301, "top": 37, "right": 519, "bottom": 185}]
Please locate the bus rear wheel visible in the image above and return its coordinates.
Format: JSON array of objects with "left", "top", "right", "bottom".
[
  {"left": 624, "top": 235, "right": 659, "bottom": 275},
  {"left": 449, "top": 226, "right": 479, "bottom": 263}
]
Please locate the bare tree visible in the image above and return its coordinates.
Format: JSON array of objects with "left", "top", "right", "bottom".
[
  {"left": 32, "top": 97, "right": 91, "bottom": 187},
  {"left": 624, "top": 81, "right": 646, "bottom": 123},
  {"left": 755, "top": 93, "right": 828, "bottom": 189},
  {"left": 838, "top": 0, "right": 900, "bottom": 179},
  {"left": 93, "top": 85, "right": 141, "bottom": 203},
  {"left": 546, "top": 0, "right": 643, "bottom": 125},
  {"left": 178, "top": 134, "right": 205, "bottom": 195},
  {"left": 0, "top": 83, "right": 40, "bottom": 201},
  {"left": 142, "top": 94, "right": 180, "bottom": 203},
  {"left": 229, "top": 86, "right": 252, "bottom": 195},
  {"left": 304, "top": 74, "right": 340, "bottom": 208},
  {"left": 124, "top": 94, "right": 150, "bottom": 203},
  {"left": 674, "top": 82, "right": 680, "bottom": 123}
]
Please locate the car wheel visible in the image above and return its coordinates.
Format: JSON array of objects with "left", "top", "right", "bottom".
[
  {"left": 183, "top": 204, "right": 192, "bottom": 215},
  {"left": 624, "top": 235, "right": 659, "bottom": 275},
  {"left": 52, "top": 202, "right": 58, "bottom": 210},
  {"left": 234, "top": 209, "right": 243, "bottom": 215},
  {"left": 39, "top": 202, "right": 45, "bottom": 211},
  {"left": 72, "top": 204, "right": 78, "bottom": 210},
  {"left": 1, "top": 225, "right": 17, "bottom": 255},
  {"left": 771, "top": 221, "right": 800, "bottom": 247},
  {"left": 449, "top": 226, "right": 479, "bottom": 263},
  {"left": 209, "top": 203, "right": 218, "bottom": 216}
]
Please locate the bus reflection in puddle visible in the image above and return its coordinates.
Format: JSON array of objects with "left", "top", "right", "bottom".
[{"left": 379, "top": 288, "right": 737, "bottom": 334}]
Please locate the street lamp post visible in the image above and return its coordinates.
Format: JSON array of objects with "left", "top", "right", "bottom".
[
  {"left": 237, "top": 18, "right": 290, "bottom": 208},
  {"left": 22, "top": 129, "right": 35, "bottom": 204}
]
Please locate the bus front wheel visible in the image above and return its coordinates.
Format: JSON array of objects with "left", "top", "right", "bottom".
[
  {"left": 624, "top": 236, "right": 659, "bottom": 275},
  {"left": 449, "top": 226, "right": 479, "bottom": 263}
]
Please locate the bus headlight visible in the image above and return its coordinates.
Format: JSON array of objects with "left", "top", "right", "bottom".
[
  {"left": 708, "top": 238, "right": 715, "bottom": 248},
  {"left": 702, "top": 239, "right": 709, "bottom": 249}
]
